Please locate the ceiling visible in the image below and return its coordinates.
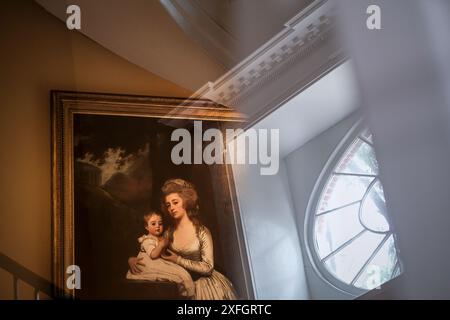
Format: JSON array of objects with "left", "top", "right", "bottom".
[
  {"left": 160, "top": 0, "right": 314, "bottom": 68},
  {"left": 253, "top": 61, "right": 360, "bottom": 158},
  {"left": 34, "top": 0, "right": 358, "bottom": 152},
  {"left": 35, "top": 0, "right": 313, "bottom": 91},
  {"left": 35, "top": 0, "right": 225, "bottom": 92}
]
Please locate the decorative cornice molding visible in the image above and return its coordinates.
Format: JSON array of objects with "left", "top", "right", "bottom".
[{"left": 190, "top": 0, "right": 343, "bottom": 109}]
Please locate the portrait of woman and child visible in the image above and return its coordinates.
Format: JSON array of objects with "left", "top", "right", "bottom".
[{"left": 126, "top": 178, "right": 237, "bottom": 300}]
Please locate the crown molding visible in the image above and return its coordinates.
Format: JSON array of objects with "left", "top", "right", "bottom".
[{"left": 190, "top": 0, "right": 347, "bottom": 125}]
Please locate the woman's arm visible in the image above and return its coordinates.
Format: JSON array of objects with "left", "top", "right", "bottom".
[{"left": 165, "top": 227, "right": 214, "bottom": 276}]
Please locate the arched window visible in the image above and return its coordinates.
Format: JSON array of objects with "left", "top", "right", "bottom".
[{"left": 306, "top": 122, "right": 402, "bottom": 295}]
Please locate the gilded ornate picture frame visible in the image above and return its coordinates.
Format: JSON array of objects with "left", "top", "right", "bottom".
[{"left": 51, "top": 91, "right": 253, "bottom": 299}]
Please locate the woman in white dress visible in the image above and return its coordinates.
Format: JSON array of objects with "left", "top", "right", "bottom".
[{"left": 160, "top": 179, "right": 237, "bottom": 300}]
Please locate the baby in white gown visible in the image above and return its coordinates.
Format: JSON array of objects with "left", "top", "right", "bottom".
[{"left": 126, "top": 211, "right": 195, "bottom": 298}]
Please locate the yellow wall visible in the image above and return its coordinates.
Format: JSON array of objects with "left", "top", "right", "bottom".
[{"left": 0, "top": 0, "right": 191, "bottom": 299}]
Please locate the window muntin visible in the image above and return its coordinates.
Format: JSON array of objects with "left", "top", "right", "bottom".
[{"left": 309, "top": 124, "right": 401, "bottom": 293}]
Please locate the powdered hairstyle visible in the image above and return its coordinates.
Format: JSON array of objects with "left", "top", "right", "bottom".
[{"left": 161, "top": 178, "right": 202, "bottom": 231}]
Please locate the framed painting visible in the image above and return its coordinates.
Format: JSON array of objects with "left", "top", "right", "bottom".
[{"left": 51, "top": 91, "right": 253, "bottom": 299}]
